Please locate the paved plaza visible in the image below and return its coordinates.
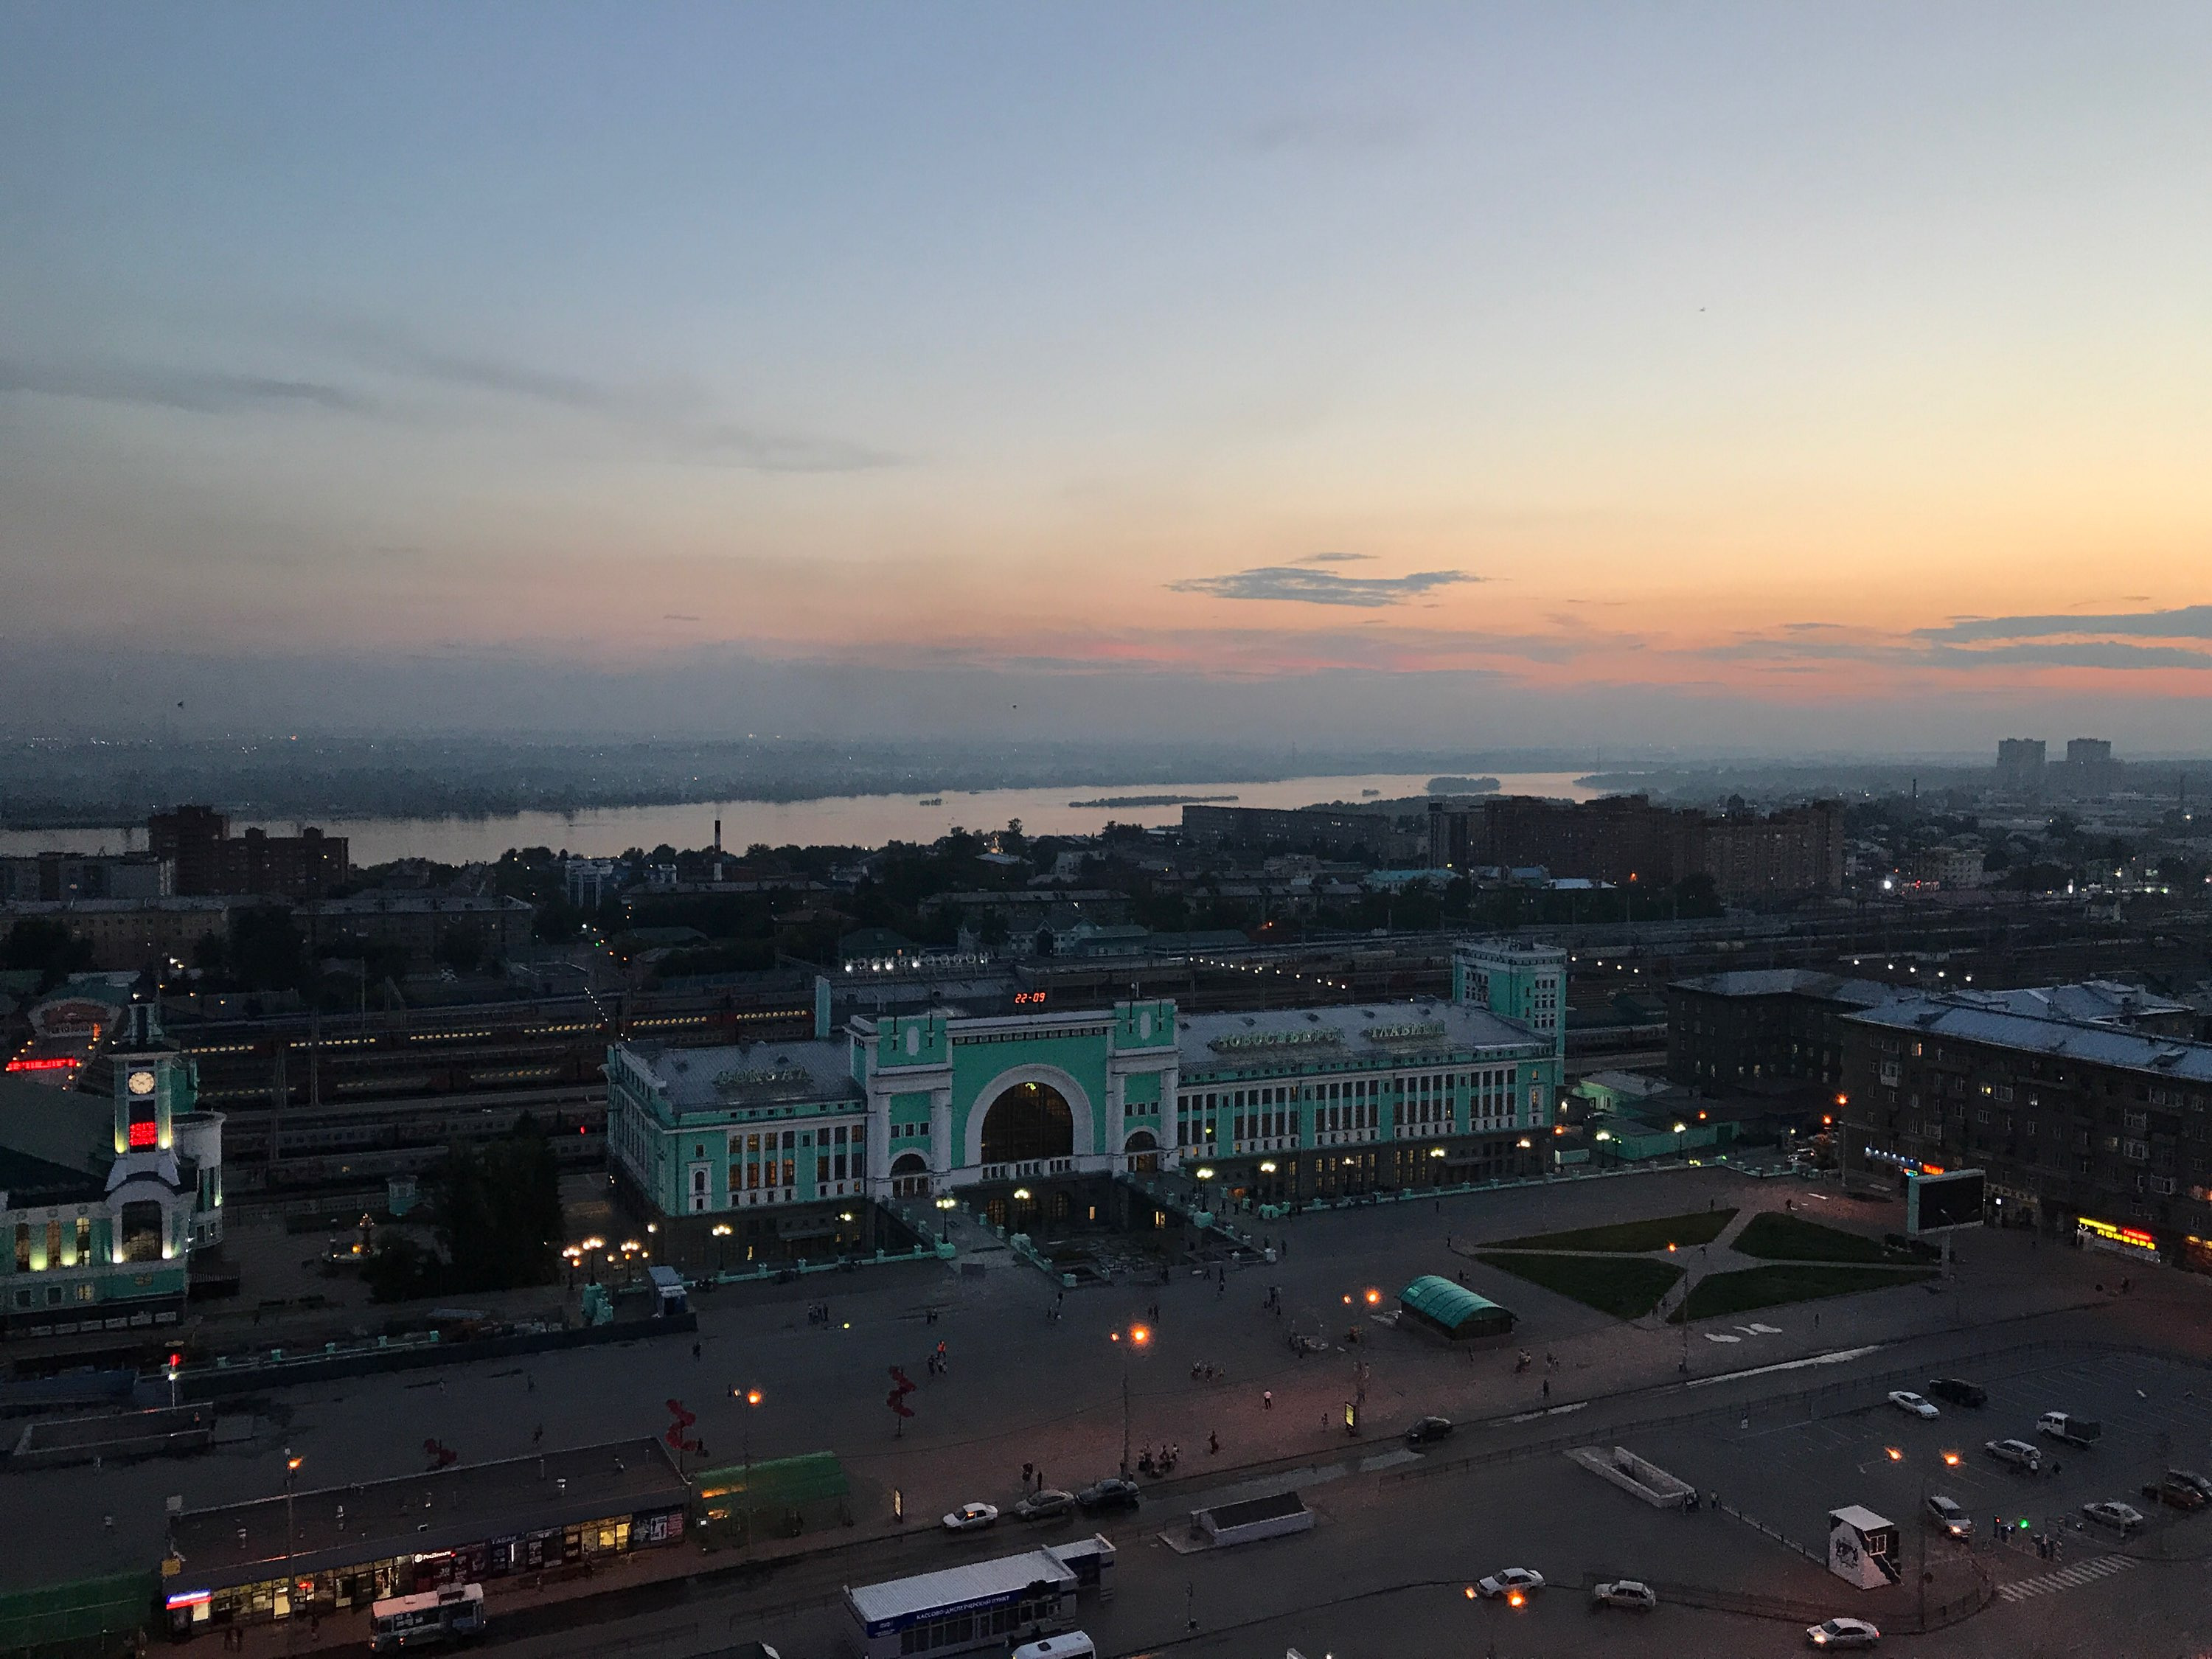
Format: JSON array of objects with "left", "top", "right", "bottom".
[{"left": 12, "top": 1164, "right": 2211, "bottom": 1658}]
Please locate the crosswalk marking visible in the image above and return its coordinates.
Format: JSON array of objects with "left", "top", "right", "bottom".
[{"left": 1996, "top": 1554, "right": 2136, "bottom": 1601}]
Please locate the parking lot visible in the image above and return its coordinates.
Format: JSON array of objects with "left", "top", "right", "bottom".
[{"left": 1641, "top": 1347, "right": 2212, "bottom": 1585}]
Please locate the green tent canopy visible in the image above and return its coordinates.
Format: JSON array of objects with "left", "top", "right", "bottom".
[{"left": 1398, "top": 1274, "right": 1515, "bottom": 1340}]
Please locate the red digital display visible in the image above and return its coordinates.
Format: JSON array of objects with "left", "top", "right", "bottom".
[
  {"left": 1014, "top": 990, "right": 1048, "bottom": 1006},
  {"left": 4, "top": 1056, "right": 80, "bottom": 1073},
  {"left": 128, "top": 1120, "right": 159, "bottom": 1149}
]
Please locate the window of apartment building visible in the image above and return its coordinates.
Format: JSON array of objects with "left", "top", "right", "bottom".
[
  {"left": 1974, "top": 1107, "right": 1990, "bottom": 1125},
  {"left": 2124, "top": 1140, "right": 2149, "bottom": 1162}
]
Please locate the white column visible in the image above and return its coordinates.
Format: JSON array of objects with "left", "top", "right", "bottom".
[
  {"left": 1105, "top": 1072, "right": 1126, "bottom": 1165},
  {"left": 865, "top": 1085, "right": 892, "bottom": 1192},
  {"left": 930, "top": 1088, "right": 954, "bottom": 1180}
]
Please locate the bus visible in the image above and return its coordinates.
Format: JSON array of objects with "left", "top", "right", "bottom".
[
  {"left": 844, "top": 1551, "right": 1077, "bottom": 1659},
  {"left": 369, "top": 1584, "right": 485, "bottom": 1652}
]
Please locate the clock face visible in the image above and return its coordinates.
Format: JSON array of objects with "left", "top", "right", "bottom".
[{"left": 127, "top": 1069, "right": 158, "bottom": 1097}]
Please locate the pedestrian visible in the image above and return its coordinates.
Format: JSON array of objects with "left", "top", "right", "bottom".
[
  {"left": 1208, "top": 1430, "right": 1220, "bottom": 1454},
  {"left": 1814, "top": 1313, "right": 1820, "bottom": 1328},
  {"left": 1542, "top": 1378, "right": 1550, "bottom": 1399},
  {"left": 1263, "top": 1390, "right": 1273, "bottom": 1411},
  {"left": 692, "top": 1341, "right": 701, "bottom": 1360}
]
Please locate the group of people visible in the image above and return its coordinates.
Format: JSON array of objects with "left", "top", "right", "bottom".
[
  {"left": 1135, "top": 1442, "right": 1181, "bottom": 1476},
  {"left": 805, "top": 1301, "right": 835, "bottom": 1326}
]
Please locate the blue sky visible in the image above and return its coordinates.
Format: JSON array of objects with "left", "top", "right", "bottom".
[{"left": 5, "top": 4, "right": 2211, "bottom": 747}]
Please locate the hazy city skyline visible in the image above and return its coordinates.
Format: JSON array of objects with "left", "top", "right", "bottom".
[{"left": 7, "top": 4, "right": 2212, "bottom": 748}]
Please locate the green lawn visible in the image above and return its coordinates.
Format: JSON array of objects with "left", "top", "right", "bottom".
[
  {"left": 1731, "top": 1211, "right": 1918, "bottom": 1265},
  {"left": 1489, "top": 1208, "right": 1736, "bottom": 1253},
  {"left": 1669, "top": 1263, "right": 1934, "bottom": 1322},
  {"left": 1476, "top": 1252, "right": 1685, "bottom": 1320}
]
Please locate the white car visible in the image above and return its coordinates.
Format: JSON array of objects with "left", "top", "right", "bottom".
[
  {"left": 1592, "top": 1579, "right": 1657, "bottom": 1610},
  {"left": 1806, "top": 1617, "right": 1880, "bottom": 1649},
  {"left": 1475, "top": 1568, "right": 1544, "bottom": 1599},
  {"left": 1887, "top": 1390, "right": 1938, "bottom": 1419},
  {"left": 1923, "top": 1495, "right": 1972, "bottom": 1540},
  {"left": 941, "top": 1502, "right": 999, "bottom": 1531},
  {"left": 2081, "top": 1500, "right": 2143, "bottom": 1534}
]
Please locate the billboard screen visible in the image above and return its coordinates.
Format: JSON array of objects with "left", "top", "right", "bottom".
[{"left": 1906, "top": 1168, "right": 1985, "bottom": 1234}]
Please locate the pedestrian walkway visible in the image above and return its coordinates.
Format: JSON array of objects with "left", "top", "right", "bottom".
[{"left": 1994, "top": 1553, "right": 2135, "bottom": 1601}]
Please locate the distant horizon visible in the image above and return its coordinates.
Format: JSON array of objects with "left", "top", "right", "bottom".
[{"left": 7, "top": 5, "right": 2211, "bottom": 748}]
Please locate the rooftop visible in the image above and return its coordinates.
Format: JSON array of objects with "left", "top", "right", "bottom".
[
  {"left": 846, "top": 1550, "right": 1077, "bottom": 1627},
  {"left": 170, "top": 1438, "right": 686, "bottom": 1592},
  {"left": 1176, "top": 1000, "right": 1543, "bottom": 1070},
  {"left": 1670, "top": 968, "right": 1897, "bottom": 1005},
  {"left": 628, "top": 1038, "right": 860, "bottom": 1111},
  {"left": 1846, "top": 999, "right": 2212, "bottom": 1084}
]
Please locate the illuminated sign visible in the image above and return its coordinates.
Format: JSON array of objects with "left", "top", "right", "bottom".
[
  {"left": 2077, "top": 1217, "right": 2159, "bottom": 1258},
  {"left": 128, "top": 1121, "right": 160, "bottom": 1150},
  {"left": 1014, "top": 990, "right": 1048, "bottom": 1006},
  {"left": 164, "top": 1590, "right": 212, "bottom": 1610},
  {"left": 4, "top": 1056, "right": 80, "bottom": 1073}
]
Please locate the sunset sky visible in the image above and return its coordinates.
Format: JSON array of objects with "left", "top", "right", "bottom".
[{"left": 5, "top": 3, "right": 2211, "bottom": 748}]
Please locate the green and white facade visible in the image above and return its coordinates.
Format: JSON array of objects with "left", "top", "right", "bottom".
[
  {"left": 606, "top": 938, "right": 1565, "bottom": 1255},
  {"left": 0, "top": 998, "right": 224, "bottom": 1336}
]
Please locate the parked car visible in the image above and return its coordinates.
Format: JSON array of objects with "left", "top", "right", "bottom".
[
  {"left": 1076, "top": 1477, "right": 1141, "bottom": 1513},
  {"left": 2166, "top": 1470, "right": 2212, "bottom": 1503},
  {"left": 2039, "top": 1411, "right": 2102, "bottom": 1447},
  {"left": 1985, "top": 1438, "right": 2043, "bottom": 1473},
  {"left": 1014, "top": 1488, "right": 1077, "bottom": 1521},
  {"left": 1591, "top": 1579, "right": 1657, "bottom": 1610},
  {"left": 941, "top": 1502, "right": 999, "bottom": 1532},
  {"left": 1475, "top": 1568, "right": 1545, "bottom": 1600},
  {"left": 1923, "top": 1495, "right": 1973, "bottom": 1539},
  {"left": 1405, "top": 1416, "right": 1455, "bottom": 1445},
  {"left": 1927, "top": 1377, "right": 1986, "bottom": 1408},
  {"left": 1887, "top": 1390, "right": 1939, "bottom": 1419},
  {"left": 2140, "top": 1478, "right": 2207, "bottom": 1512},
  {"left": 2081, "top": 1500, "right": 2144, "bottom": 1534},
  {"left": 1806, "top": 1616, "right": 1881, "bottom": 1649}
]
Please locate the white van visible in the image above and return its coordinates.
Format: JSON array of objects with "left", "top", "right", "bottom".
[{"left": 1012, "top": 1635, "right": 1095, "bottom": 1659}]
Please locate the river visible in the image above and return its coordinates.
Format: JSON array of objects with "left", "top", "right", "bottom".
[{"left": 0, "top": 771, "right": 1601, "bottom": 866}]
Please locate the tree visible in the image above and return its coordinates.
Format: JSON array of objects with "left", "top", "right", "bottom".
[
  {"left": 2, "top": 917, "right": 92, "bottom": 992},
  {"left": 228, "top": 907, "right": 305, "bottom": 992}
]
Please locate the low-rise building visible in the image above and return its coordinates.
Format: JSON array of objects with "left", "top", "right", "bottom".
[
  {"left": 0, "top": 897, "right": 255, "bottom": 971},
  {"left": 295, "top": 892, "right": 534, "bottom": 968}
]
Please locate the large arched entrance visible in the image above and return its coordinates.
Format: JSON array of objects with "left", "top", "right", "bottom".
[
  {"left": 1124, "top": 1128, "right": 1160, "bottom": 1173},
  {"left": 979, "top": 1080, "right": 1074, "bottom": 1166},
  {"left": 888, "top": 1152, "right": 930, "bottom": 1198}
]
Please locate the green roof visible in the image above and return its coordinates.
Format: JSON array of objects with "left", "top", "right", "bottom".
[
  {"left": 692, "top": 1451, "right": 849, "bottom": 1509},
  {"left": 1399, "top": 1274, "right": 1509, "bottom": 1334}
]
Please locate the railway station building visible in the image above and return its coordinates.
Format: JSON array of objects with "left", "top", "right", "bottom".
[{"left": 608, "top": 939, "right": 1564, "bottom": 1259}]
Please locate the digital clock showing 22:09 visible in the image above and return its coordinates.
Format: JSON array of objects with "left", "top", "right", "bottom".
[{"left": 1014, "top": 991, "right": 1048, "bottom": 1006}]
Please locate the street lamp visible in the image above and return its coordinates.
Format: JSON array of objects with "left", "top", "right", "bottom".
[
  {"left": 710, "top": 1223, "right": 731, "bottom": 1274},
  {"left": 281, "top": 1450, "right": 303, "bottom": 1641},
  {"left": 1110, "top": 1324, "right": 1151, "bottom": 1475},
  {"left": 934, "top": 1194, "right": 956, "bottom": 1242}
]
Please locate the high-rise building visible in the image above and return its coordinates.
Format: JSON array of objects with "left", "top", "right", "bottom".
[
  {"left": 1994, "top": 738, "right": 2046, "bottom": 791},
  {"left": 147, "top": 807, "right": 349, "bottom": 900},
  {"left": 1422, "top": 796, "right": 1843, "bottom": 900},
  {"left": 2064, "top": 737, "right": 2116, "bottom": 799}
]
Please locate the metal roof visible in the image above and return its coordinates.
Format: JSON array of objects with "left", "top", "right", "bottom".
[
  {"left": 845, "top": 1550, "right": 1076, "bottom": 1625},
  {"left": 1397, "top": 1274, "right": 1509, "bottom": 1333},
  {"left": 1846, "top": 999, "right": 2212, "bottom": 1083},
  {"left": 635, "top": 1039, "right": 861, "bottom": 1111},
  {"left": 1670, "top": 969, "right": 1896, "bottom": 1006},
  {"left": 1176, "top": 1001, "right": 1543, "bottom": 1071},
  {"left": 169, "top": 1438, "right": 686, "bottom": 1592}
]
